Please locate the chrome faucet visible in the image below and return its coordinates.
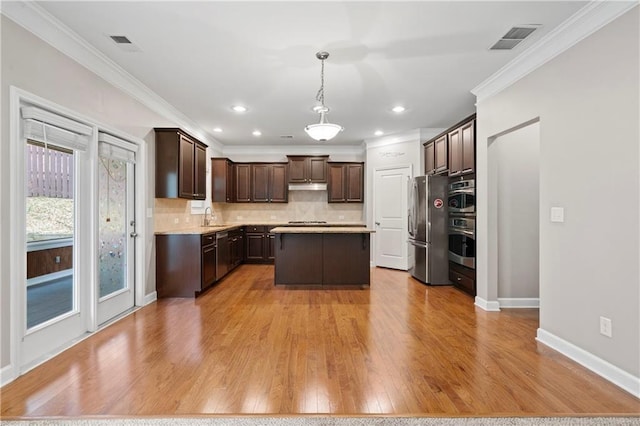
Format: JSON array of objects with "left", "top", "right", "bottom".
[{"left": 203, "top": 206, "right": 212, "bottom": 226}]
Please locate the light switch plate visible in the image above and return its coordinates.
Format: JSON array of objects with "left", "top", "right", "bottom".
[{"left": 550, "top": 207, "right": 564, "bottom": 223}]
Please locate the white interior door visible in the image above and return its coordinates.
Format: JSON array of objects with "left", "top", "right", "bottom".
[
  {"left": 97, "top": 135, "right": 136, "bottom": 325},
  {"left": 374, "top": 166, "right": 411, "bottom": 269}
]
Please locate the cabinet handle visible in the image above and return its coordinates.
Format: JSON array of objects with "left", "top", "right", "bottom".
[{"left": 457, "top": 277, "right": 462, "bottom": 281}]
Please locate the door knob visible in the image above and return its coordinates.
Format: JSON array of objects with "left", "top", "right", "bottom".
[
  {"left": 375, "top": 222, "right": 380, "bottom": 226},
  {"left": 130, "top": 232, "right": 138, "bottom": 238}
]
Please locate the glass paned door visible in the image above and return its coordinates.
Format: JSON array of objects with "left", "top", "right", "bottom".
[
  {"left": 25, "top": 141, "right": 76, "bottom": 329},
  {"left": 97, "top": 147, "right": 135, "bottom": 325}
]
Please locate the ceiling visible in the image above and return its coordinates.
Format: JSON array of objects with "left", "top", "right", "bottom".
[{"left": 36, "top": 1, "right": 587, "bottom": 146}]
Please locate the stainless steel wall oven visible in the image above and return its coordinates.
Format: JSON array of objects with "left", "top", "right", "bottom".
[
  {"left": 448, "top": 215, "right": 476, "bottom": 269},
  {"left": 448, "top": 180, "right": 475, "bottom": 214}
]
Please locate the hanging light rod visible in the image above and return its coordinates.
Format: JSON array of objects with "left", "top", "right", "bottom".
[{"left": 304, "top": 51, "right": 343, "bottom": 142}]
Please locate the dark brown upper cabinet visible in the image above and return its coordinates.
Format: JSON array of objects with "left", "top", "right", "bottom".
[
  {"left": 287, "top": 155, "right": 328, "bottom": 183},
  {"left": 327, "top": 162, "right": 364, "bottom": 203},
  {"left": 424, "top": 134, "right": 448, "bottom": 175},
  {"left": 251, "top": 163, "right": 288, "bottom": 203},
  {"left": 155, "top": 128, "right": 207, "bottom": 200},
  {"left": 211, "top": 158, "right": 235, "bottom": 203},
  {"left": 449, "top": 118, "right": 475, "bottom": 177}
]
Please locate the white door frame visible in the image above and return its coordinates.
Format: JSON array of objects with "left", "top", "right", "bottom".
[
  {"left": 6, "top": 86, "right": 147, "bottom": 381},
  {"left": 372, "top": 164, "right": 413, "bottom": 268}
]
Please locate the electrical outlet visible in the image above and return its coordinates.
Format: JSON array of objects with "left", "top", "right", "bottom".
[
  {"left": 270, "top": 215, "right": 276, "bottom": 219},
  {"left": 600, "top": 316, "right": 612, "bottom": 337},
  {"left": 237, "top": 215, "right": 243, "bottom": 220},
  {"left": 174, "top": 218, "right": 179, "bottom": 224},
  {"left": 339, "top": 215, "right": 345, "bottom": 220},
  {"left": 550, "top": 207, "right": 564, "bottom": 223}
]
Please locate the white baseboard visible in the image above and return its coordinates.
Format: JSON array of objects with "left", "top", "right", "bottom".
[
  {"left": 498, "top": 297, "right": 540, "bottom": 308},
  {"left": 536, "top": 328, "right": 640, "bottom": 398},
  {"left": 143, "top": 291, "right": 157, "bottom": 305},
  {"left": 1, "top": 363, "right": 16, "bottom": 386},
  {"left": 474, "top": 296, "right": 501, "bottom": 311}
]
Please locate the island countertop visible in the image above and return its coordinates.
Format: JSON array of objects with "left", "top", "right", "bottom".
[{"left": 271, "top": 226, "right": 375, "bottom": 234}]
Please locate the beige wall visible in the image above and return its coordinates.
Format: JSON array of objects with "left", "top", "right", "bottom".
[
  {"left": 476, "top": 7, "right": 639, "bottom": 375},
  {"left": 0, "top": 16, "right": 178, "bottom": 368}
]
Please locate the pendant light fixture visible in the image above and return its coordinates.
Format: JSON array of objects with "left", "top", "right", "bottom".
[{"left": 304, "top": 51, "right": 343, "bottom": 141}]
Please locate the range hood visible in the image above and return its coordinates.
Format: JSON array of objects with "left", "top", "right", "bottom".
[{"left": 288, "top": 183, "right": 327, "bottom": 191}]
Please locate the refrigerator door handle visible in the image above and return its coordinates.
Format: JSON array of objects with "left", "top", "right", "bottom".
[{"left": 408, "top": 240, "right": 428, "bottom": 249}]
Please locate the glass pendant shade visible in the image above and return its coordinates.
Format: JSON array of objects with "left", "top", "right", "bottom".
[{"left": 305, "top": 111, "right": 343, "bottom": 141}]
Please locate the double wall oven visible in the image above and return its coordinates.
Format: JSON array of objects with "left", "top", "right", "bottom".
[{"left": 448, "top": 179, "right": 476, "bottom": 270}]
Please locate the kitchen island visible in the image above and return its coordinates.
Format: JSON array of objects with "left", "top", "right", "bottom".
[{"left": 270, "top": 226, "right": 375, "bottom": 287}]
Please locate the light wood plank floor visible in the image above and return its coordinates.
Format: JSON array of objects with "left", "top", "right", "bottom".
[{"left": 2, "top": 265, "right": 639, "bottom": 416}]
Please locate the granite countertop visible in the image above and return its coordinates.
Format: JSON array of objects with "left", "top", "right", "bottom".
[
  {"left": 155, "top": 222, "right": 368, "bottom": 235},
  {"left": 270, "top": 226, "right": 375, "bottom": 234}
]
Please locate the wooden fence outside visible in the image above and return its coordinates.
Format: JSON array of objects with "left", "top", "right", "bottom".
[{"left": 26, "top": 144, "right": 74, "bottom": 199}]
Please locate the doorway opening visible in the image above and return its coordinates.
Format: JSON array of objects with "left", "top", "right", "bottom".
[{"left": 488, "top": 120, "right": 540, "bottom": 310}]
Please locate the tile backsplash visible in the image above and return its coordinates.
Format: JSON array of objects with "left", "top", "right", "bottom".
[{"left": 154, "top": 191, "right": 363, "bottom": 231}]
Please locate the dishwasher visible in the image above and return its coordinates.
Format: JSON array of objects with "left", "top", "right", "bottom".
[{"left": 216, "top": 231, "right": 230, "bottom": 280}]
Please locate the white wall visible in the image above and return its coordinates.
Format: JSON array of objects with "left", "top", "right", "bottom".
[
  {"left": 476, "top": 7, "right": 639, "bottom": 378},
  {"left": 491, "top": 122, "right": 540, "bottom": 300}
]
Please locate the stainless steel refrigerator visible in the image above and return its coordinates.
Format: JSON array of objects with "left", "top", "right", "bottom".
[{"left": 408, "top": 175, "right": 450, "bottom": 284}]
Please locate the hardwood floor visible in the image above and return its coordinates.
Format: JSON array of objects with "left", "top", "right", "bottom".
[{"left": 2, "top": 265, "right": 638, "bottom": 416}]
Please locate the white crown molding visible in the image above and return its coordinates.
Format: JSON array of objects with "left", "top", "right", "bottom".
[
  {"left": 222, "top": 143, "right": 365, "bottom": 158},
  {"left": 472, "top": 1, "right": 639, "bottom": 103},
  {"left": 497, "top": 297, "right": 540, "bottom": 308},
  {"left": 364, "top": 129, "right": 423, "bottom": 149},
  {"left": 537, "top": 328, "right": 640, "bottom": 398},
  {"left": 0, "top": 1, "right": 224, "bottom": 152},
  {"left": 475, "top": 296, "right": 501, "bottom": 312}
]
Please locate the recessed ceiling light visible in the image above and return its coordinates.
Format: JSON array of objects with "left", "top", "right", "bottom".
[
  {"left": 374, "top": 130, "right": 384, "bottom": 136},
  {"left": 392, "top": 106, "right": 406, "bottom": 113},
  {"left": 232, "top": 105, "right": 247, "bottom": 113},
  {"left": 252, "top": 130, "right": 262, "bottom": 137},
  {"left": 213, "top": 127, "right": 222, "bottom": 133}
]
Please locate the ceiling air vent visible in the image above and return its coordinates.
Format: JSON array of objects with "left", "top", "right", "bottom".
[
  {"left": 280, "top": 135, "right": 294, "bottom": 139},
  {"left": 110, "top": 35, "right": 132, "bottom": 44},
  {"left": 490, "top": 25, "right": 539, "bottom": 50}
]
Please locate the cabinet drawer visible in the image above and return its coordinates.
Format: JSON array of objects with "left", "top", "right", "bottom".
[
  {"left": 246, "top": 225, "right": 266, "bottom": 233},
  {"left": 201, "top": 233, "right": 216, "bottom": 246},
  {"left": 449, "top": 269, "right": 475, "bottom": 295}
]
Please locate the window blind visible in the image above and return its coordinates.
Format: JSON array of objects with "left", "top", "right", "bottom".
[
  {"left": 98, "top": 132, "right": 137, "bottom": 163},
  {"left": 21, "top": 106, "right": 92, "bottom": 152}
]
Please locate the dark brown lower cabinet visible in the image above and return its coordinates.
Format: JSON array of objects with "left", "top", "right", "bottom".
[
  {"left": 274, "top": 232, "right": 370, "bottom": 286},
  {"left": 449, "top": 261, "right": 476, "bottom": 296},
  {"left": 245, "top": 225, "right": 275, "bottom": 264},
  {"left": 156, "top": 233, "right": 216, "bottom": 298}
]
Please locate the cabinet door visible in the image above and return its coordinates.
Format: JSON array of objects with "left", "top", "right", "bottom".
[
  {"left": 308, "top": 157, "right": 328, "bottom": 182},
  {"left": 346, "top": 164, "right": 364, "bottom": 202},
  {"left": 235, "top": 164, "right": 251, "bottom": 202},
  {"left": 287, "top": 157, "right": 307, "bottom": 183},
  {"left": 448, "top": 128, "right": 462, "bottom": 176},
  {"left": 226, "top": 161, "right": 235, "bottom": 202},
  {"left": 424, "top": 142, "right": 435, "bottom": 175},
  {"left": 327, "top": 164, "right": 345, "bottom": 202},
  {"left": 460, "top": 120, "right": 475, "bottom": 174},
  {"left": 201, "top": 244, "right": 216, "bottom": 288},
  {"left": 269, "top": 164, "right": 288, "bottom": 202},
  {"left": 245, "top": 233, "right": 265, "bottom": 262},
  {"left": 251, "top": 164, "right": 270, "bottom": 202},
  {"left": 178, "top": 135, "right": 195, "bottom": 198},
  {"left": 193, "top": 143, "right": 207, "bottom": 200},
  {"left": 434, "top": 135, "right": 448, "bottom": 173},
  {"left": 267, "top": 233, "right": 276, "bottom": 261}
]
